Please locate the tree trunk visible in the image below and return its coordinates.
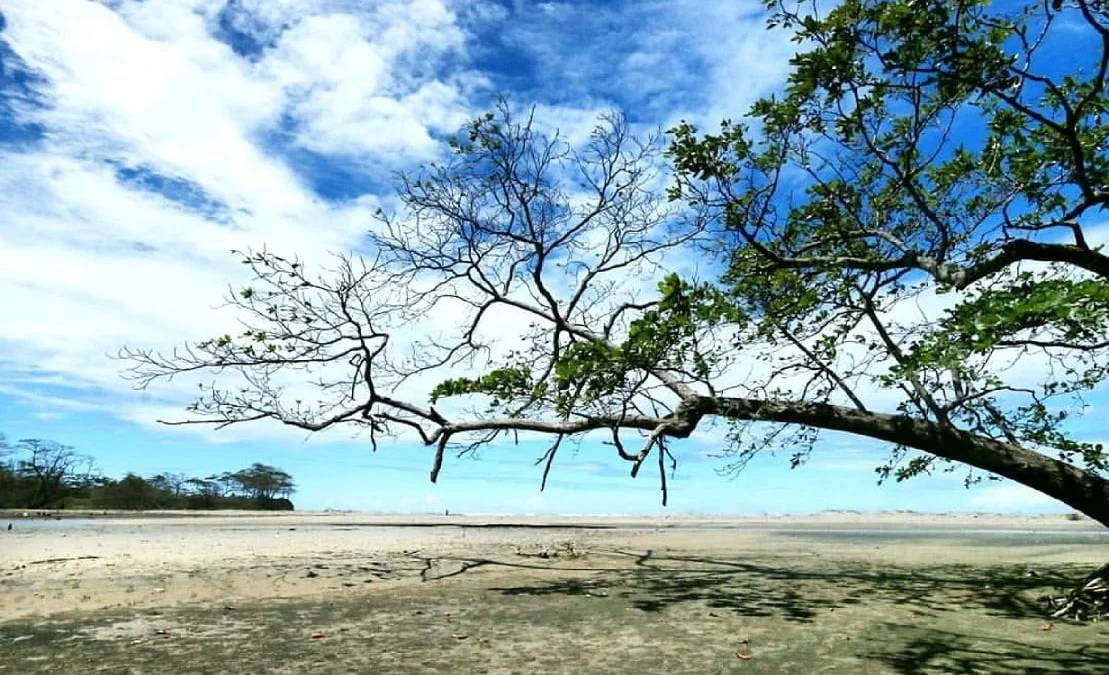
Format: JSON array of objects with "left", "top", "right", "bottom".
[
  {"left": 694, "top": 396, "right": 1109, "bottom": 528},
  {"left": 691, "top": 396, "right": 1109, "bottom": 621}
]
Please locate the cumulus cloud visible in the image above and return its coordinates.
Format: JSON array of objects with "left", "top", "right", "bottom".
[{"left": 0, "top": 0, "right": 484, "bottom": 428}]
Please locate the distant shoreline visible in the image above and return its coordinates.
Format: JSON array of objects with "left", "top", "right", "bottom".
[{"left": 2, "top": 508, "right": 1103, "bottom": 532}]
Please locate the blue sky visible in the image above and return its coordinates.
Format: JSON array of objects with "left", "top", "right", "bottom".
[{"left": 0, "top": 0, "right": 1095, "bottom": 515}]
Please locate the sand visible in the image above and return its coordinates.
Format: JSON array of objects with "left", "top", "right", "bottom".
[
  {"left": 4, "top": 512, "right": 1109, "bottom": 674},
  {"left": 2, "top": 511, "right": 1105, "bottom": 622}
]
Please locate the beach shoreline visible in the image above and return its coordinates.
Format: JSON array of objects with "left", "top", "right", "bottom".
[{"left": 2, "top": 508, "right": 1103, "bottom": 530}]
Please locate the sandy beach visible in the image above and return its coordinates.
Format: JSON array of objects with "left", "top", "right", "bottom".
[
  {"left": 2, "top": 512, "right": 1107, "bottom": 673},
  {"left": 2, "top": 511, "right": 1105, "bottom": 621}
]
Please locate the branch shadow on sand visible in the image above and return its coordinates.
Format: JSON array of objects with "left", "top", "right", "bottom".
[
  {"left": 859, "top": 624, "right": 1109, "bottom": 675},
  {"left": 415, "top": 547, "right": 1109, "bottom": 674}
]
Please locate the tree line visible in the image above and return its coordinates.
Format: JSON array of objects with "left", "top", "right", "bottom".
[{"left": 0, "top": 435, "right": 295, "bottom": 511}]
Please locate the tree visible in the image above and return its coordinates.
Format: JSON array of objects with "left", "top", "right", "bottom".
[
  {"left": 123, "top": 75, "right": 1109, "bottom": 514},
  {"left": 100, "top": 474, "right": 159, "bottom": 510},
  {"left": 0, "top": 432, "right": 295, "bottom": 511},
  {"left": 122, "top": 100, "right": 713, "bottom": 504},
  {"left": 149, "top": 472, "right": 188, "bottom": 498},
  {"left": 182, "top": 476, "right": 221, "bottom": 509},
  {"left": 0, "top": 434, "right": 14, "bottom": 508},
  {"left": 662, "top": 0, "right": 1109, "bottom": 518},
  {"left": 122, "top": 0, "right": 1108, "bottom": 588},
  {"left": 13, "top": 439, "right": 94, "bottom": 509},
  {"left": 229, "top": 463, "right": 296, "bottom": 501},
  {"left": 185, "top": 477, "right": 220, "bottom": 497}
]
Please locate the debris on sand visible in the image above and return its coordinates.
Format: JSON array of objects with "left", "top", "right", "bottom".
[
  {"left": 27, "top": 555, "right": 100, "bottom": 566},
  {"left": 1045, "top": 563, "right": 1109, "bottom": 622},
  {"left": 513, "top": 540, "right": 583, "bottom": 559}
]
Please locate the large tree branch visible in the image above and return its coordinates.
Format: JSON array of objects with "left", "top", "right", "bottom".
[
  {"left": 952, "top": 238, "right": 1109, "bottom": 288},
  {"left": 346, "top": 389, "right": 1109, "bottom": 526},
  {"left": 742, "top": 236, "right": 1109, "bottom": 289},
  {"left": 702, "top": 396, "right": 1109, "bottom": 525},
  {"left": 278, "top": 385, "right": 1109, "bottom": 527}
]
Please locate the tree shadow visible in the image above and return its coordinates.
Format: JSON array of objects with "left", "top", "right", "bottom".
[
  {"left": 401, "top": 551, "right": 601, "bottom": 583},
  {"left": 409, "top": 547, "right": 1107, "bottom": 672},
  {"left": 484, "top": 548, "right": 1086, "bottom": 623},
  {"left": 861, "top": 624, "right": 1109, "bottom": 675}
]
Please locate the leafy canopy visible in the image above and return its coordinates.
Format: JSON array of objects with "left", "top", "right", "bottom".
[{"left": 663, "top": 0, "right": 1109, "bottom": 480}]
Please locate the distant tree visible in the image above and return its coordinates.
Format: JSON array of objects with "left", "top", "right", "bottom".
[
  {"left": 189, "top": 477, "right": 219, "bottom": 496},
  {"left": 0, "top": 432, "right": 293, "bottom": 511},
  {"left": 183, "top": 477, "right": 221, "bottom": 507},
  {"left": 148, "top": 473, "right": 170, "bottom": 494},
  {"left": 148, "top": 472, "right": 188, "bottom": 498},
  {"left": 219, "top": 472, "right": 242, "bottom": 498},
  {"left": 99, "top": 474, "right": 159, "bottom": 510},
  {"left": 14, "top": 439, "right": 94, "bottom": 509},
  {"left": 164, "top": 472, "right": 188, "bottom": 497},
  {"left": 0, "top": 434, "right": 14, "bottom": 507},
  {"left": 230, "top": 463, "right": 296, "bottom": 501}
]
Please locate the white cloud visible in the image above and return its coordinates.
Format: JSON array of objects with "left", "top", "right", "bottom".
[
  {"left": 6, "top": 1, "right": 303, "bottom": 212},
  {"left": 263, "top": 7, "right": 472, "bottom": 159},
  {"left": 0, "top": 0, "right": 486, "bottom": 439}
]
